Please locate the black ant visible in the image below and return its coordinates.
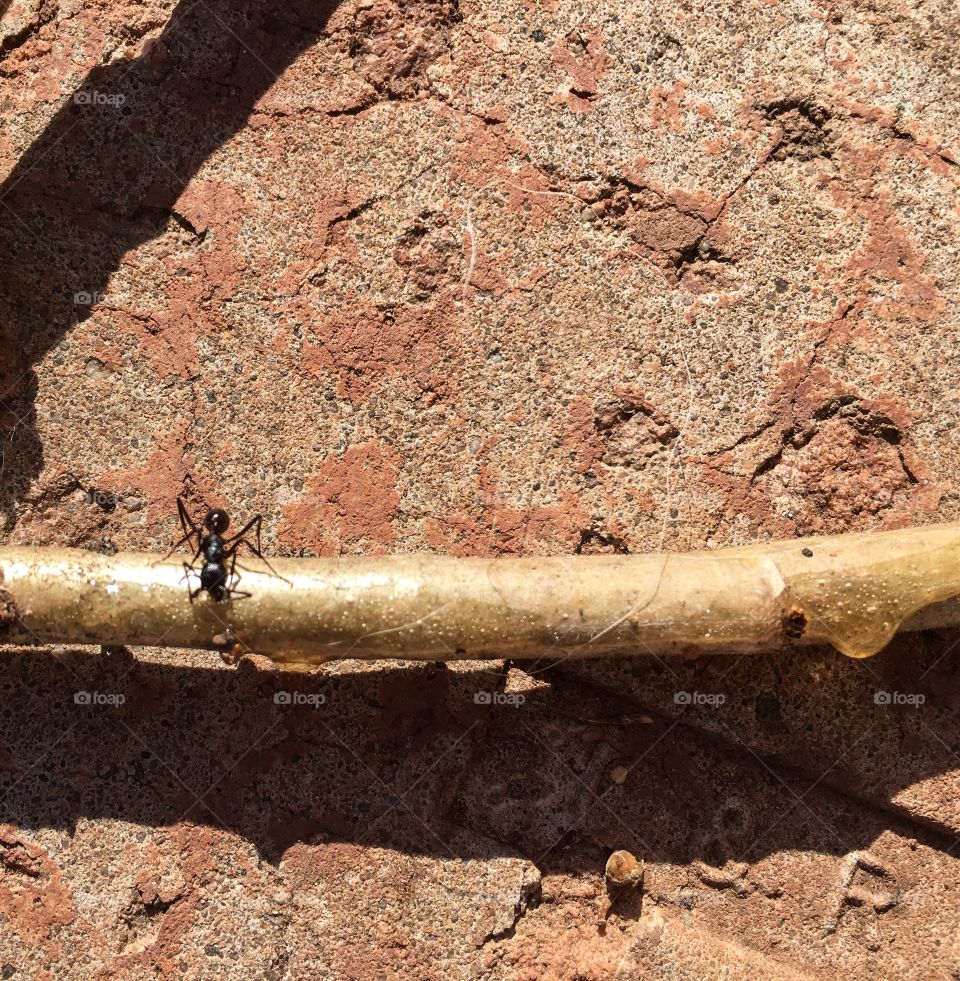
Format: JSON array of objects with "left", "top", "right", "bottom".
[{"left": 163, "top": 498, "right": 289, "bottom": 603}]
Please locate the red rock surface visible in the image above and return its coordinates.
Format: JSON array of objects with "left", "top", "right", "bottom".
[{"left": 1, "top": 0, "right": 959, "bottom": 976}]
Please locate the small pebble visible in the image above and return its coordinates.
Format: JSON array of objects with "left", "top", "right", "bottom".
[{"left": 610, "top": 765, "right": 629, "bottom": 784}]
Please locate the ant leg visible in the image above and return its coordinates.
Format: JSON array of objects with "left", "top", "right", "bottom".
[
  {"left": 227, "top": 515, "right": 292, "bottom": 585},
  {"left": 159, "top": 529, "right": 197, "bottom": 563},
  {"left": 226, "top": 514, "right": 263, "bottom": 550},
  {"left": 181, "top": 539, "right": 203, "bottom": 571},
  {"left": 226, "top": 582, "right": 252, "bottom": 602},
  {"left": 157, "top": 498, "right": 202, "bottom": 563},
  {"left": 182, "top": 562, "right": 201, "bottom": 603},
  {"left": 179, "top": 546, "right": 203, "bottom": 581},
  {"left": 236, "top": 538, "right": 292, "bottom": 586},
  {"left": 178, "top": 497, "right": 199, "bottom": 537},
  {"left": 224, "top": 553, "right": 251, "bottom": 602},
  {"left": 176, "top": 497, "right": 201, "bottom": 550}
]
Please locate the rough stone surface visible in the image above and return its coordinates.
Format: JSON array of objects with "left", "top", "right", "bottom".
[{"left": 1, "top": 0, "right": 959, "bottom": 976}]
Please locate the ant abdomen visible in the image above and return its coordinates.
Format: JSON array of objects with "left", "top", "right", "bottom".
[{"left": 200, "top": 561, "right": 228, "bottom": 599}]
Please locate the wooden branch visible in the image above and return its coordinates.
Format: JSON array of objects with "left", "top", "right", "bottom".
[{"left": 2, "top": 522, "right": 960, "bottom": 666}]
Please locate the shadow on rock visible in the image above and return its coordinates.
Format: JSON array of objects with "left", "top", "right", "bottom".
[
  {"left": 0, "top": 637, "right": 955, "bottom": 875},
  {"left": 0, "top": 0, "right": 341, "bottom": 526}
]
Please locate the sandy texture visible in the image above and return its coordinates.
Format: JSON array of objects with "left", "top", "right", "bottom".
[{"left": 1, "top": 0, "right": 959, "bottom": 976}]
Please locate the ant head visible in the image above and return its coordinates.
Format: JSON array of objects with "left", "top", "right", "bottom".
[{"left": 205, "top": 509, "right": 230, "bottom": 534}]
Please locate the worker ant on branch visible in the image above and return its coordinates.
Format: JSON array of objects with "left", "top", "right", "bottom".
[{"left": 163, "top": 498, "right": 290, "bottom": 603}]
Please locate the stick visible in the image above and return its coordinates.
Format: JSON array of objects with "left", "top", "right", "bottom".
[{"left": 2, "top": 523, "right": 960, "bottom": 666}]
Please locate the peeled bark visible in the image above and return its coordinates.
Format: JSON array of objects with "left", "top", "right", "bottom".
[{"left": 2, "top": 522, "right": 960, "bottom": 667}]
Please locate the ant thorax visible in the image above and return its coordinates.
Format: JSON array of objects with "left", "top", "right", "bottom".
[{"left": 203, "top": 533, "right": 227, "bottom": 563}]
